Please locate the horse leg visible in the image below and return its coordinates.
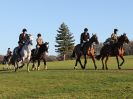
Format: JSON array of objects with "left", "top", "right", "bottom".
[
  {"left": 79, "top": 58, "right": 84, "bottom": 69},
  {"left": 74, "top": 57, "right": 78, "bottom": 70},
  {"left": 91, "top": 55, "right": 97, "bottom": 70},
  {"left": 37, "top": 60, "right": 40, "bottom": 70},
  {"left": 32, "top": 60, "right": 36, "bottom": 70},
  {"left": 116, "top": 56, "right": 121, "bottom": 70},
  {"left": 105, "top": 56, "right": 109, "bottom": 70},
  {"left": 119, "top": 55, "right": 125, "bottom": 67},
  {"left": 74, "top": 54, "right": 83, "bottom": 70},
  {"left": 83, "top": 55, "right": 87, "bottom": 69},
  {"left": 43, "top": 59, "right": 47, "bottom": 70},
  {"left": 19, "top": 58, "right": 25, "bottom": 69},
  {"left": 27, "top": 60, "right": 31, "bottom": 72},
  {"left": 101, "top": 56, "right": 104, "bottom": 70},
  {"left": 15, "top": 62, "right": 19, "bottom": 72}
]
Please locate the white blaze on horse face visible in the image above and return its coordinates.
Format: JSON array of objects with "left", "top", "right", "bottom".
[{"left": 46, "top": 44, "right": 49, "bottom": 48}]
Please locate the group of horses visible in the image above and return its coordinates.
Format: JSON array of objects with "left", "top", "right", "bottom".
[
  {"left": 3, "top": 34, "right": 49, "bottom": 72},
  {"left": 2, "top": 33, "right": 129, "bottom": 72},
  {"left": 72, "top": 33, "right": 129, "bottom": 70}
]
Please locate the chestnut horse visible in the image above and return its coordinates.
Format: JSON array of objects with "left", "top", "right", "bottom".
[
  {"left": 96, "top": 33, "right": 129, "bottom": 70},
  {"left": 72, "top": 34, "right": 99, "bottom": 70}
]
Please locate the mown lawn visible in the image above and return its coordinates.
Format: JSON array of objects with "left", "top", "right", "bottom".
[{"left": 0, "top": 55, "right": 133, "bottom": 99}]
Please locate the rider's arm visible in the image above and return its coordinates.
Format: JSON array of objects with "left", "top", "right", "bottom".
[
  {"left": 87, "top": 33, "right": 90, "bottom": 39},
  {"left": 19, "top": 34, "right": 21, "bottom": 41}
]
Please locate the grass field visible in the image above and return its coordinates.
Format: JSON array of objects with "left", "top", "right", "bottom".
[{"left": 0, "top": 56, "right": 133, "bottom": 99}]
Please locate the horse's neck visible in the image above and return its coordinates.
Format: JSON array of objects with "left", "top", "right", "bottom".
[
  {"left": 22, "top": 44, "right": 32, "bottom": 51},
  {"left": 86, "top": 38, "right": 93, "bottom": 48},
  {"left": 117, "top": 37, "right": 124, "bottom": 47}
]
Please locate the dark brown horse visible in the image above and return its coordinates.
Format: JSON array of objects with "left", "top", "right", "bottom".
[
  {"left": 30, "top": 42, "right": 49, "bottom": 70},
  {"left": 96, "top": 33, "right": 129, "bottom": 70},
  {"left": 2, "top": 53, "right": 12, "bottom": 69},
  {"left": 72, "top": 34, "right": 99, "bottom": 70}
]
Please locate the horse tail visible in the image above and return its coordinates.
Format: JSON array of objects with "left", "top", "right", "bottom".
[{"left": 95, "top": 55, "right": 101, "bottom": 60}]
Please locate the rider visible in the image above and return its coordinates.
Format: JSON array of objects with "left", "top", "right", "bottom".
[
  {"left": 6, "top": 48, "right": 12, "bottom": 57},
  {"left": 80, "top": 28, "right": 90, "bottom": 51},
  {"left": 18, "top": 28, "right": 28, "bottom": 59},
  {"left": 110, "top": 29, "right": 118, "bottom": 44},
  {"left": 103, "top": 29, "right": 118, "bottom": 45},
  {"left": 35, "top": 33, "right": 44, "bottom": 54}
]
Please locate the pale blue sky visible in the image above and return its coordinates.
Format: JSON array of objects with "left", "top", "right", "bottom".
[{"left": 0, "top": 0, "right": 133, "bottom": 55}]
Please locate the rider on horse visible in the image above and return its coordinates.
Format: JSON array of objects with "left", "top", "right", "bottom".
[
  {"left": 110, "top": 29, "right": 118, "bottom": 44},
  {"left": 35, "top": 33, "right": 44, "bottom": 54},
  {"left": 18, "top": 28, "right": 28, "bottom": 59},
  {"left": 80, "top": 28, "right": 90, "bottom": 51},
  {"left": 6, "top": 48, "right": 12, "bottom": 57},
  {"left": 104, "top": 29, "right": 118, "bottom": 45}
]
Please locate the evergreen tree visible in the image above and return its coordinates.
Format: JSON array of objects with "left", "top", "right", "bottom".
[{"left": 55, "top": 23, "right": 75, "bottom": 60}]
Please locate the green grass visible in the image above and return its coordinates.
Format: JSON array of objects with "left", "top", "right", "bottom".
[{"left": 0, "top": 55, "right": 133, "bottom": 99}]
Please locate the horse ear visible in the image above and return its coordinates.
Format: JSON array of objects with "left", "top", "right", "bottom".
[{"left": 123, "top": 33, "right": 126, "bottom": 35}]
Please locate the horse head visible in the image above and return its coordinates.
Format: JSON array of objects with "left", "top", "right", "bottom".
[
  {"left": 118, "top": 33, "right": 129, "bottom": 44},
  {"left": 91, "top": 34, "right": 99, "bottom": 44},
  {"left": 26, "top": 34, "right": 33, "bottom": 45},
  {"left": 40, "top": 42, "right": 49, "bottom": 52}
]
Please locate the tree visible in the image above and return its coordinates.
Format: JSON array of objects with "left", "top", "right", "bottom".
[{"left": 55, "top": 23, "right": 75, "bottom": 61}]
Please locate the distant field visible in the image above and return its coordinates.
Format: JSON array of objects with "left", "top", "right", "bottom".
[{"left": 0, "top": 55, "right": 133, "bottom": 99}]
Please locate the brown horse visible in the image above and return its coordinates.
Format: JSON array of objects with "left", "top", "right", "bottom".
[
  {"left": 96, "top": 33, "right": 129, "bottom": 70},
  {"left": 72, "top": 34, "right": 99, "bottom": 70}
]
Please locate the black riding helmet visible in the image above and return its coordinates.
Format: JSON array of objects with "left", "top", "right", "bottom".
[
  {"left": 114, "top": 29, "right": 118, "bottom": 34},
  {"left": 37, "top": 33, "right": 41, "bottom": 37},
  {"left": 84, "top": 28, "right": 88, "bottom": 32},
  {"left": 22, "top": 28, "right": 27, "bottom": 33}
]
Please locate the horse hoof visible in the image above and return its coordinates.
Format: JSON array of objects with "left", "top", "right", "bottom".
[
  {"left": 32, "top": 68, "right": 35, "bottom": 71},
  {"left": 44, "top": 68, "right": 47, "bottom": 70},
  {"left": 27, "top": 70, "right": 30, "bottom": 72},
  {"left": 106, "top": 68, "right": 108, "bottom": 70},
  {"left": 95, "top": 67, "right": 97, "bottom": 70},
  {"left": 44, "top": 66, "right": 47, "bottom": 70},
  {"left": 118, "top": 67, "right": 121, "bottom": 70},
  {"left": 15, "top": 68, "right": 18, "bottom": 72},
  {"left": 37, "top": 68, "right": 40, "bottom": 71},
  {"left": 74, "top": 66, "right": 78, "bottom": 70}
]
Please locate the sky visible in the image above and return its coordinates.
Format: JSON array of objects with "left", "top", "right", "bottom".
[{"left": 0, "top": 0, "right": 133, "bottom": 55}]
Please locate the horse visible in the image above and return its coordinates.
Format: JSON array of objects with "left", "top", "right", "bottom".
[
  {"left": 72, "top": 34, "right": 99, "bottom": 70},
  {"left": 30, "top": 42, "right": 49, "bottom": 70},
  {"left": 2, "top": 53, "right": 12, "bottom": 70},
  {"left": 10, "top": 34, "right": 33, "bottom": 72},
  {"left": 96, "top": 33, "right": 129, "bottom": 70}
]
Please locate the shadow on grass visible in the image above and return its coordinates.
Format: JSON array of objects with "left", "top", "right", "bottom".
[{"left": 0, "top": 68, "right": 133, "bottom": 74}]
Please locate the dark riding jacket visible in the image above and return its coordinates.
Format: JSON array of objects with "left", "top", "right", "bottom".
[
  {"left": 19, "top": 33, "right": 28, "bottom": 45},
  {"left": 80, "top": 32, "right": 90, "bottom": 44}
]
